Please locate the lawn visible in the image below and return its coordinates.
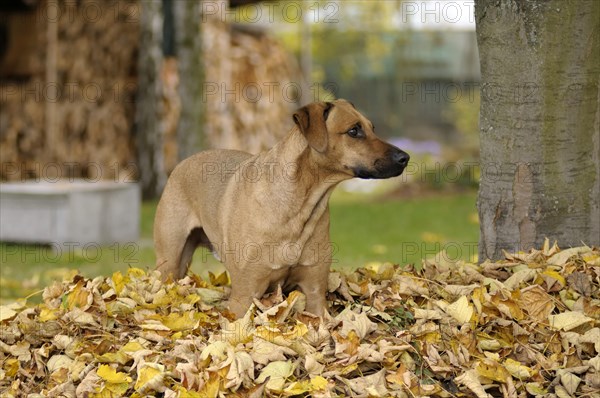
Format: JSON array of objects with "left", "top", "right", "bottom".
[{"left": 0, "top": 191, "right": 479, "bottom": 303}]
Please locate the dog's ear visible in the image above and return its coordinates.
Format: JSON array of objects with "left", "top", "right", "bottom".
[{"left": 293, "top": 102, "right": 332, "bottom": 153}]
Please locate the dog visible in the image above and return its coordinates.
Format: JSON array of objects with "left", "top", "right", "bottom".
[{"left": 154, "top": 99, "right": 409, "bottom": 317}]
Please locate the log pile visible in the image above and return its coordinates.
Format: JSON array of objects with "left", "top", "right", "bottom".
[
  {"left": 0, "top": 0, "right": 139, "bottom": 182},
  {"left": 0, "top": 0, "right": 303, "bottom": 182},
  {"left": 202, "top": 18, "right": 303, "bottom": 153}
]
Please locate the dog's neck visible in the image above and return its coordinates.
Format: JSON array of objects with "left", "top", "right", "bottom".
[
  {"left": 253, "top": 129, "right": 345, "bottom": 239},
  {"left": 263, "top": 128, "right": 347, "bottom": 188}
]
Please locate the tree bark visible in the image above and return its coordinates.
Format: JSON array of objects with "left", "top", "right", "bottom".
[
  {"left": 174, "top": 0, "right": 205, "bottom": 161},
  {"left": 136, "top": 0, "right": 165, "bottom": 199},
  {"left": 476, "top": 0, "right": 600, "bottom": 260}
]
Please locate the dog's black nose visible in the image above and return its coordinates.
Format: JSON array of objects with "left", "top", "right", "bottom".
[{"left": 392, "top": 150, "right": 410, "bottom": 168}]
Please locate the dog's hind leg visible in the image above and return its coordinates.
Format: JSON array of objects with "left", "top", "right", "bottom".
[
  {"left": 177, "top": 227, "right": 211, "bottom": 277},
  {"left": 154, "top": 192, "right": 201, "bottom": 280}
]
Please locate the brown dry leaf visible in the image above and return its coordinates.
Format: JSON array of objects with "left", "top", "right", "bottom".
[
  {"left": 519, "top": 285, "right": 555, "bottom": 321},
  {"left": 567, "top": 272, "right": 593, "bottom": 296},
  {"left": 341, "top": 369, "right": 389, "bottom": 397},
  {"left": 559, "top": 371, "right": 582, "bottom": 395},
  {"left": 337, "top": 308, "right": 378, "bottom": 339},
  {"left": 455, "top": 369, "right": 491, "bottom": 398},
  {"left": 1, "top": 245, "right": 598, "bottom": 397},
  {"left": 548, "top": 246, "right": 592, "bottom": 266}
]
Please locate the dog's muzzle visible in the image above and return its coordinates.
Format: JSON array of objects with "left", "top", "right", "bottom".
[{"left": 353, "top": 148, "right": 410, "bottom": 179}]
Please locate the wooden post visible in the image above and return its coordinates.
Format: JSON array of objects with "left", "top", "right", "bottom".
[
  {"left": 45, "top": 0, "right": 58, "bottom": 164},
  {"left": 174, "top": 0, "right": 205, "bottom": 161},
  {"left": 136, "top": 0, "right": 165, "bottom": 198}
]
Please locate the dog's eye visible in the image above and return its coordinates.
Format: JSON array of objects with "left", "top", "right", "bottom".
[{"left": 347, "top": 126, "right": 364, "bottom": 138}]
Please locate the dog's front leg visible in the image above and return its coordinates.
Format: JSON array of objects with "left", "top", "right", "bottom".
[
  {"left": 227, "top": 266, "right": 286, "bottom": 318},
  {"left": 293, "top": 262, "right": 330, "bottom": 317}
]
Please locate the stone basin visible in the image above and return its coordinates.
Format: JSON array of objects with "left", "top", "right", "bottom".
[{"left": 0, "top": 179, "right": 140, "bottom": 246}]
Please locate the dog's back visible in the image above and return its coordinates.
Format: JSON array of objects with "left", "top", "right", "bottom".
[{"left": 170, "top": 149, "right": 253, "bottom": 210}]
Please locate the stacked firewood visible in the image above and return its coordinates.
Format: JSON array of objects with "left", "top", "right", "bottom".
[
  {"left": 202, "top": 18, "right": 303, "bottom": 153},
  {"left": 0, "top": 0, "right": 302, "bottom": 182},
  {"left": 0, "top": 0, "right": 139, "bottom": 181}
]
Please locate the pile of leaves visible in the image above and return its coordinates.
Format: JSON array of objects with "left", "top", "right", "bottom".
[{"left": 1, "top": 240, "right": 599, "bottom": 397}]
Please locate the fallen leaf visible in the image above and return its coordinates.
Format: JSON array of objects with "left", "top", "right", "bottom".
[
  {"left": 455, "top": 369, "right": 491, "bottom": 398},
  {"left": 476, "top": 359, "right": 510, "bottom": 383},
  {"left": 560, "top": 372, "right": 581, "bottom": 395},
  {"left": 1, "top": 243, "right": 598, "bottom": 397},
  {"left": 0, "top": 303, "right": 22, "bottom": 322},
  {"left": 135, "top": 363, "right": 165, "bottom": 393},
  {"left": 504, "top": 358, "right": 533, "bottom": 379},
  {"left": 446, "top": 296, "right": 474, "bottom": 324},
  {"left": 255, "top": 360, "right": 294, "bottom": 392},
  {"left": 548, "top": 311, "right": 594, "bottom": 331},
  {"left": 519, "top": 285, "right": 555, "bottom": 321},
  {"left": 547, "top": 246, "right": 591, "bottom": 265}
]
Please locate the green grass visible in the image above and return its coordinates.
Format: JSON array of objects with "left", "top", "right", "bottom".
[
  {"left": 0, "top": 191, "right": 479, "bottom": 303},
  {"left": 329, "top": 191, "right": 479, "bottom": 268}
]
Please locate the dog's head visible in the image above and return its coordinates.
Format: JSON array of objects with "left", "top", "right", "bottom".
[{"left": 293, "top": 99, "right": 410, "bottom": 179}]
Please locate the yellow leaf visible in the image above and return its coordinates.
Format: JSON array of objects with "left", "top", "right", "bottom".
[
  {"left": 134, "top": 363, "right": 165, "bottom": 392},
  {"left": 127, "top": 268, "right": 146, "bottom": 278},
  {"left": 491, "top": 292, "right": 524, "bottom": 320},
  {"left": 476, "top": 359, "right": 510, "bottom": 383},
  {"left": 66, "top": 281, "right": 91, "bottom": 310},
  {"left": 111, "top": 271, "right": 127, "bottom": 295},
  {"left": 198, "top": 371, "right": 221, "bottom": 397},
  {"left": 284, "top": 380, "right": 311, "bottom": 395},
  {"left": 67, "top": 307, "right": 97, "bottom": 326},
  {"left": 541, "top": 270, "right": 566, "bottom": 290},
  {"left": 334, "top": 329, "right": 361, "bottom": 356},
  {"left": 94, "top": 381, "right": 129, "bottom": 397},
  {"left": 310, "top": 375, "right": 328, "bottom": 390},
  {"left": 96, "top": 352, "right": 129, "bottom": 365},
  {"left": 160, "top": 312, "right": 199, "bottom": 332},
  {"left": 3, "top": 358, "right": 19, "bottom": 377},
  {"left": 121, "top": 341, "right": 145, "bottom": 353},
  {"left": 525, "top": 382, "right": 547, "bottom": 395},
  {"left": 548, "top": 311, "right": 594, "bottom": 331},
  {"left": 97, "top": 364, "right": 132, "bottom": 384},
  {"left": 446, "top": 296, "right": 474, "bottom": 324},
  {"left": 208, "top": 271, "right": 229, "bottom": 286},
  {"left": 196, "top": 288, "right": 226, "bottom": 304},
  {"left": 504, "top": 358, "right": 533, "bottom": 379},
  {"left": 39, "top": 306, "right": 59, "bottom": 322},
  {"left": 173, "top": 386, "right": 204, "bottom": 398},
  {"left": 364, "top": 262, "right": 395, "bottom": 280},
  {"left": 255, "top": 360, "right": 294, "bottom": 392}
]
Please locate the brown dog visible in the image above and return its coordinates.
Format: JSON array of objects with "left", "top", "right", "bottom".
[{"left": 154, "top": 99, "right": 409, "bottom": 317}]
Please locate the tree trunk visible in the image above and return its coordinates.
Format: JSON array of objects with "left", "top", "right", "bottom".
[
  {"left": 475, "top": 0, "right": 600, "bottom": 260},
  {"left": 174, "top": 0, "right": 205, "bottom": 161},
  {"left": 136, "top": 0, "right": 165, "bottom": 199}
]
